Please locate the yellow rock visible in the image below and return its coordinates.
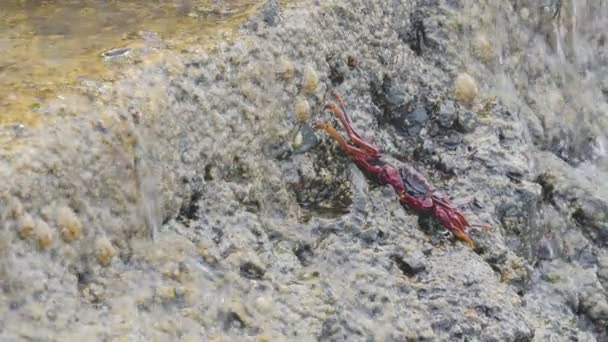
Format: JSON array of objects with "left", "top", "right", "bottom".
[
  {"left": 295, "top": 96, "right": 310, "bottom": 123},
  {"left": 453, "top": 73, "right": 479, "bottom": 106},
  {"left": 35, "top": 220, "right": 53, "bottom": 250},
  {"left": 95, "top": 237, "right": 116, "bottom": 267},
  {"left": 16, "top": 213, "right": 36, "bottom": 239},
  {"left": 302, "top": 65, "right": 319, "bottom": 94},
  {"left": 56, "top": 206, "right": 82, "bottom": 242}
]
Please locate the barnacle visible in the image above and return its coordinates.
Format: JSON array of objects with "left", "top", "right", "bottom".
[
  {"left": 295, "top": 96, "right": 310, "bottom": 123},
  {"left": 56, "top": 206, "right": 83, "bottom": 242},
  {"left": 16, "top": 213, "right": 36, "bottom": 239},
  {"left": 95, "top": 237, "right": 116, "bottom": 267},
  {"left": 454, "top": 73, "right": 479, "bottom": 107},
  {"left": 35, "top": 219, "right": 54, "bottom": 250},
  {"left": 302, "top": 65, "right": 319, "bottom": 94}
]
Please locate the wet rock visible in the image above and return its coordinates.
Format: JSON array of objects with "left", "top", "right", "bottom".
[
  {"left": 536, "top": 236, "right": 555, "bottom": 262},
  {"left": 548, "top": 128, "right": 598, "bottom": 166},
  {"left": 292, "top": 123, "right": 319, "bottom": 154},
  {"left": 3, "top": 0, "right": 608, "bottom": 340},
  {"left": 497, "top": 182, "right": 543, "bottom": 259},
  {"left": 402, "top": 103, "right": 429, "bottom": 136},
  {"left": 290, "top": 146, "right": 353, "bottom": 215},
  {"left": 327, "top": 53, "right": 348, "bottom": 86},
  {"left": 455, "top": 109, "right": 478, "bottom": 133},
  {"left": 359, "top": 228, "right": 386, "bottom": 244},
  {"left": 266, "top": 141, "right": 293, "bottom": 161},
  {"left": 599, "top": 255, "right": 608, "bottom": 281},
  {"left": 572, "top": 197, "right": 608, "bottom": 246},
  {"left": 177, "top": 190, "right": 202, "bottom": 223},
  {"left": 318, "top": 318, "right": 364, "bottom": 341},
  {"left": 400, "top": 10, "right": 435, "bottom": 55},
  {"left": 443, "top": 131, "right": 463, "bottom": 150},
  {"left": 390, "top": 253, "right": 426, "bottom": 277},
  {"left": 239, "top": 261, "right": 265, "bottom": 280},
  {"left": 293, "top": 243, "right": 314, "bottom": 266},
  {"left": 581, "top": 292, "right": 608, "bottom": 326},
  {"left": 437, "top": 101, "right": 457, "bottom": 128},
  {"left": 370, "top": 74, "right": 413, "bottom": 126},
  {"left": 223, "top": 311, "right": 246, "bottom": 331},
  {"left": 260, "top": 0, "right": 281, "bottom": 26}
]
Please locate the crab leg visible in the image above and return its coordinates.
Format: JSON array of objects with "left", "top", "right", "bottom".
[
  {"left": 325, "top": 94, "right": 380, "bottom": 157},
  {"left": 314, "top": 122, "right": 374, "bottom": 161}
]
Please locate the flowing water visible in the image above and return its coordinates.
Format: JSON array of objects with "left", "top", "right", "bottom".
[{"left": 0, "top": 0, "right": 264, "bottom": 127}]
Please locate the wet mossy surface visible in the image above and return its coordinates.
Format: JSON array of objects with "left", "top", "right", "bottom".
[{"left": 1, "top": 0, "right": 608, "bottom": 340}]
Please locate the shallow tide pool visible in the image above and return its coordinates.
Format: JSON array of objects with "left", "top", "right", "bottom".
[{"left": 0, "top": 0, "right": 264, "bottom": 127}]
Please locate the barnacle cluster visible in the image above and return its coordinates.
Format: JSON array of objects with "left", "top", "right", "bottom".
[{"left": 8, "top": 198, "right": 115, "bottom": 266}]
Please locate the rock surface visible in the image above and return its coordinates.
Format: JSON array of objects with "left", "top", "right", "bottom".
[{"left": 1, "top": 0, "right": 607, "bottom": 340}]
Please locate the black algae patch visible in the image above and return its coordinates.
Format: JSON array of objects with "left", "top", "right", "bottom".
[{"left": 240, "top": 261, "right": 265, "bottom": 280}]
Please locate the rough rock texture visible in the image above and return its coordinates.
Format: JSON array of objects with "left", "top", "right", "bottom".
[{"left": 1, "top": 0, "right": 607, "bottom": 340}]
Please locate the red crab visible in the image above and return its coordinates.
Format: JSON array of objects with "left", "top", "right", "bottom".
[{"left": 314, "top": 93, "right": 488, "bottom": 249}]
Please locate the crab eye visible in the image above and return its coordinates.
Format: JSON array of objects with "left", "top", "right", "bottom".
[{"left": 442, "top": 230, "right": 452, "bottom": 238}]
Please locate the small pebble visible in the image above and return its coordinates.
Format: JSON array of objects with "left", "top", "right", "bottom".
[
  {"left": 101, "top": 47, "right": 131, "bottom": 58},
  {"left": 95, "top": 237, "right": 116, "bottom": 267},
  {"left": 302, "top": 65, "right": 319, "bottom": 94},
  {"left": 453, "top": 73, "right": 479, "bottom": 106}
]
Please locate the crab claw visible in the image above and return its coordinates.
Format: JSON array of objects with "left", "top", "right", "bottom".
[
  {"left": 451, "top": 228, "right": 475, "bottom": 250},
  {"left": 433, "top": 205, "right": 475, "bottom": 249}
]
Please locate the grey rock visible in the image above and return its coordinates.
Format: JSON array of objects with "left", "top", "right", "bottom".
[
  {"left": 536, "top": 236, "right": 555, "bottom": 261},
  {"left": 437, "top": 101, "right": 457, "bottom": 128},
  {"left": 403, "top": 104, "right": 429, "bottom": 136},
  {"left": 261, "top": 0, "right": 281, "bottom": 26},
  {"left": 455, "top": 109, "right": 478, "bottom": 133},
  {"left": 1, "top": 0, "right": 607, "bottom": 340},
  {"left": 292, "top": 123, "right": 319, "bottom": 154}
]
